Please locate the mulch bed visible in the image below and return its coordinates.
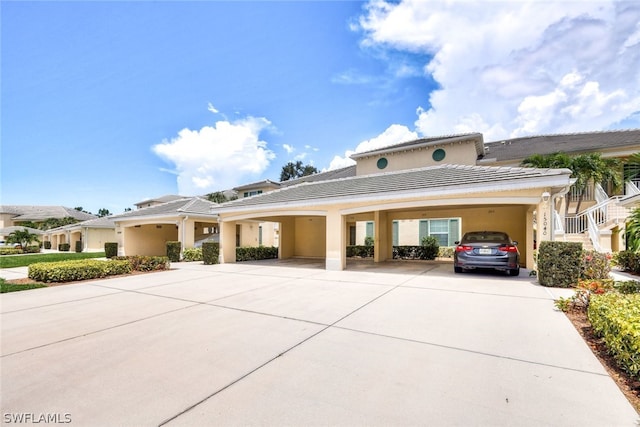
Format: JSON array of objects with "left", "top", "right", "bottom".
[{"left": 565, "top": 307, "right": 640, "bottom": 414}]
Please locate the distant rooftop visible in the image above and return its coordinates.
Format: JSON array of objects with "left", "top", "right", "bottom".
[
  {"left": 483, "top": 129, "right": 640, "bottom": 162},
  {"left": 0, "top": 205, "right": 97, "bottom": 222}
]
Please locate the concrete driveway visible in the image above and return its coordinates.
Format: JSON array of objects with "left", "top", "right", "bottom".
[{"left": 1, "top": 260, "right": 638, "bottom": 426}]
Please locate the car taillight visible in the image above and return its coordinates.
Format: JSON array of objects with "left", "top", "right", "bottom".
[
  {"left": 456, "top": 245, "right": 473, "bottom": 252},
  {"left": 499, "top": 245, "right": 518, "bottom": 252}
]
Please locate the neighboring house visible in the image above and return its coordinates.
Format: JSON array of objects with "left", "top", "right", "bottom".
[
  {"left": 111, "top": 197, "right": 222, "bottom": 256},
  {"left": 44, "top": 217, "right": 116, "bottom": 252},
  {"left": 0, "top": 205, "right": 97, "bottom": 242},
  {"left": 134, "top": 195, "right": 184, "bottom": 210},
  {"left": 0, "top": 226, "right": 44, "bottom": 246},
  {"left": 0, "top": 205, "right": 96, "bottom": 228},
  {"left": 213, "top": 129, "right": 640, "bottom": 271}
]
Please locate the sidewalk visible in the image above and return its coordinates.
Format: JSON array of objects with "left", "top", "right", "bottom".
[{"left": 0, "top": 267, "right": 29, "bottom": 281}]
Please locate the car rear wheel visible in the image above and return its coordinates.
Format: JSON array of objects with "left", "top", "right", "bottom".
[
  {"left": 454, "top": 266, "right": 463, "bottom": 273},
  {"left": 508, "top": 267, "right": 520, "bottom": 276}
]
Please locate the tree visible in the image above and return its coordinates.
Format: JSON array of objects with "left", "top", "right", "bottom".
[
  {"left": 521, "top": 152, "right": 573, "bottom": 214},
  {"left": 571, "top": 153, "right": 621, "bottom": 212},
  {"left": 206, "top": 191, "right": 237, "bottom": 203},
  {"left": 521, "top": 152, "right": 622, "bottom": 213},
  {"left": 97, "top": 208, "right": 111, "bottom": 217},
  {"left": 7, "top": 228, "right": 40, "bottom": 249},
  {"left": 624, "top": 207, "right": 640, "bottom": 252},
  {"left": 280, "top": 161, "right": 318, "bottom": 181}
]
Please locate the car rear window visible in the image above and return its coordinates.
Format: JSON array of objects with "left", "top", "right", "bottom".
[{"left": 462, "top": 232, "right": 510, "bottom": 243}]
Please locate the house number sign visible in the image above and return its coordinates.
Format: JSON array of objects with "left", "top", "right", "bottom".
[{"left": 542, "top": 211, "right": 548, "bottom": 237}]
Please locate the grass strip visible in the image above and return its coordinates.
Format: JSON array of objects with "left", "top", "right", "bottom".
[{"left": 0, "top": 252, "right": 106, "bottom": 269}]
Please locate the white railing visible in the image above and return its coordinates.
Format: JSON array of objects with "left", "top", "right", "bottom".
[
  {"left": 626, "top": 181, "right": 640, "bottom": 196},
  {"left": 587, "top": 213, "right": 602, "bottom": 252},
  {"left": 595, "top": 183, "right": 608, "bottom": 205}
]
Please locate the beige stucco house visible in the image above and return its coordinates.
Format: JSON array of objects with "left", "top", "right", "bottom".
[
  {"left": 44, "top": 217, "right": 117, "bottom": 252},
  {"left": 214, "top": 129, "right": 640, "bottom": 271}
]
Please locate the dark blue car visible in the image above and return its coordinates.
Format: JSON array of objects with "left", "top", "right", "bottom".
[{"left": 454, "top": 231, "right": 520, "bottom": 276}]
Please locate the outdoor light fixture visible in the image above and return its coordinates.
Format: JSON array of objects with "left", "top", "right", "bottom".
[{"left": 541, "top": 192, "right": 550, "bottom": 202}]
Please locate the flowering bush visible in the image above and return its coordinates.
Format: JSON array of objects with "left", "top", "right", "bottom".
[{"left": 581, "top": 250, "right": 611, "bottom": 280}]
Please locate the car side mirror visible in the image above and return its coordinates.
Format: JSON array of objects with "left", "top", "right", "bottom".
[
  {"left": 454, "top": 241, "right": 460, "bottom": 245},
  {"left": 512, "top": 241, "right": 518, "bottom": 246}
]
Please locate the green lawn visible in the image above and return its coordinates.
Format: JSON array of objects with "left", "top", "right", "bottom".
[
  {"left": 0, "top": 252, "right": 106, "bottom": 268},
  {"left": 0, "top": 278, "right": 47, "bottom": 293}
]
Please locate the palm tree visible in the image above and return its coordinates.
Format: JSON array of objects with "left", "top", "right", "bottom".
[
  {"left": 571, "top": 153, "right": 622, "bottom": 213},
  {"left": 521, "top": 152, "right": 573, "bottom": 214},
  {"left": 624, "top": 207, "right": 640, "bottom": 252},
  {"left": 7, "top": 228, "right": 40, "bottom": 250}
]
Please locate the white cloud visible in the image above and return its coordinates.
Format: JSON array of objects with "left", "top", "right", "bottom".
[
  {"left": 354, "top": 0, "right": 640, "bottom": 142},
  {"left": 207, "top": 102, "right": 219, "bottom": 114},
  {"left": 282, "top": 144, "right": 295, "bottom": 154},
  {"left": 152, "top": 114, "right": 275, "bottom": 195},
  {"left": 327, "top": 124, "right": 418, "bottom": 170}
]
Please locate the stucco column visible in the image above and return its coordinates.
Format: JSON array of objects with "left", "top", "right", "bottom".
[
  {"left": 325, "top": 210, "right": 345, "bottom": 271},
  {"left": 219, "top": 219, "right": 236, "bottom": 264},
  {"left": 526, "top": 207, "right": 535, "bottom": 270},
  {"left": 373, "top": 210, "right": 390, "bottom": 263},
  {"left": 537, "top": 194, "right": 552, "bottom": 243},
  {"left": 279, "top": 217, "right": 295, "bottom": 259}
]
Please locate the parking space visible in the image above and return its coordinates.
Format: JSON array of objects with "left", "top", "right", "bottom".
[{"left": 1, "top": 260, "right": 637, "bottom": 426}]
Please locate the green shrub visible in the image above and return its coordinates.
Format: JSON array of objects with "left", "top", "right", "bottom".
[
  {"left": 166, "top": 241, "right": 181, "bottom": 262},
  {"left": 202, "top": 242, "right": 219, "bottom": 265},
  {"left": 613, "top": 250, "right": 640, "bottom": 273},
  {"left": 347, "top": 245, "right": 374, "bottom": 258},
  {"left": 588, "top": 293, "right": 640, "bottom": 380},
  {"left": 614, "top": 280, "right": 640, "bottom": 294},
  {"left": 538, "top": 241, "right": 582, "bottom": 287},
  {"left": 114, "top": 256, "right": 170, "bottom": 271},
  {"left": 438, "top": 247, "right": 454, "bottom": 258},
  {"left": 75, "top": 241, "right": 83, "bottom": 253},
  {"left": 236, "top": 246, "right": 278, "bottom": 262},
  {"left": 0, "top": 248, "right": 22, "bottom": 255},
  {"left": 581, "top": 250, "right": 611, "bottom": 280},
  {"left": 28, "top": 259, "right": 132, "bottom": 283},
  {"left": 58, "top": 243, "right": 70, "bottom": 252},
  {"left": 364, "top": 236, "right": 374, "bottom": 246},
  {"left": 44, "top": 241, "right": 52, "bottom": 250},
  {"left": 104, "top": 242, "right": 118, "bottom": 259},
  {"left": 182, "top": 248, "right": 203, "bottom": 262},
  {"left": 24, "top": 245, "right": 41, "bottom": 253},
  {"left": 420, "top": 236, "right": 439, "bottom": 260}
]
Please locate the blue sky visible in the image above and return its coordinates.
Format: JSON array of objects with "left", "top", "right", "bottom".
[{"left": 2, "top": 1, "right": 639, "bottom": 215}]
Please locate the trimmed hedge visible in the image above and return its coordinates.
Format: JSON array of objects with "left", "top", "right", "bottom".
[
  {"left": 166, "top": 241, "right": 181, "bottom": 262},
  {"left": 28, "top": 259, "right": 132, "bottom": 283},
  {"left": 182, "top": 248, "right": 203, "bottom": 262},
  {"left": 75, "top": 241, "right": 83, "bottom": 253},
  {"left": 202, "top": 242, "right": 219, "bottom": 265},
  {"left": 105, "top": 242, "right": 118, "bottom": 259},
  {"left": 236, "top": 246, "right": 278, "bottom": 262},
  {"left": 114, "top": 256, "right": 170, "bottom": 272},
  {"left": 613, "top": 250, "right": 640, "bottom": 274},
  {"left": 58, "top": 243, "right": 70, "bottom": 252},
  {"left": 0, "top": 248, "right": 22, "bottom": 255},
  {"left": 44, "top": 241, "right": 52, "bottom": 250},
  {"left": 538, "top": 241, "right": 583, "bottom": 287},
  {"left": 588, "top": 293, "right": 640, "bottom": 380},
  {"left": 347, "top": 245, "right": 374, "bottom": 258}
]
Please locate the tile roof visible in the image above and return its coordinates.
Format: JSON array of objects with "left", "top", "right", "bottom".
[
  {"left": 134, "top": 195, "right": 185, "bottom": 206},
  {"left": 483, "top": 129, "right": 640, "bottom": 162},
  {"left": 112, "top": 197, "right": 218, "bottom": 220},
  {"left": 0, "top": 205, "right": 97, "bottom": 221},
  {"left": 216, "top": 164, "right": 571, "bottom": 212},
  {"left": 0, "top": 226, "right": 45, "bottom": 235},
  {"left": 280, "top": 165, "right": 357, "bottom": 186}
]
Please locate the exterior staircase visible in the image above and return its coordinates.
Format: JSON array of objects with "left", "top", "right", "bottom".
[{"left": 560, "top": 182, "right": 637, "bottom": 252}]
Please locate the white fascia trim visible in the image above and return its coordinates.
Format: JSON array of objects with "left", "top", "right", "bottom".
[
  {"left": 215, "top": 174, "right": 570, "bottom": 216},
  {"left": 114, "top": 213, "right": 218, "bottom": 225},
  {"left": 340, "top": 196, "right": 542, "bottom": 215},
  {"left": 220, "top": 210, "right": 328, "bottom": 222}
]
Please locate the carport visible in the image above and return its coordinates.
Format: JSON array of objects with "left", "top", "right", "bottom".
[{"left": 217, "top": 164, "right": 573, "bottom": 271}]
